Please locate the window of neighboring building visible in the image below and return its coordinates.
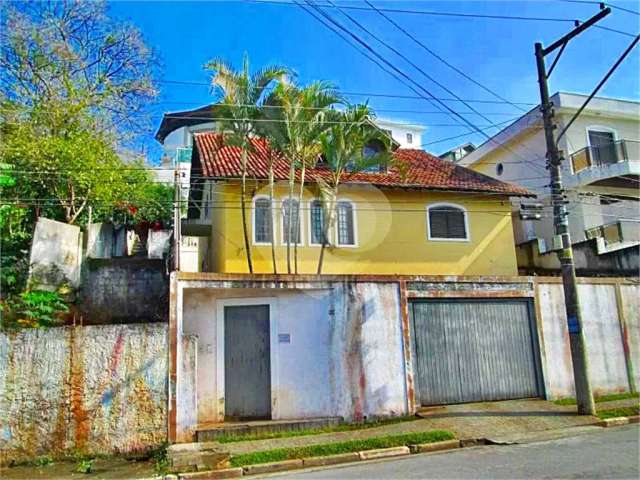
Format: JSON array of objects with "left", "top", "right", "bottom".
[
  {"left": 406, "top": 133, "right": 413, "bottom": 144},
  {"left": 362, "top": 139, "right": 388, "bottom": 173},
  {"left": 496, "top": 163, "right": 504, "bottom": 176},
  {"left": 309, "top": 200, "right": 326, "bottom": 246},
  {"left": 253, "top": 196, "right": 273, "bottom": 245},
  {"left": 336, "top": 200, "right": 356, "bottom": 246},
  {"left": 587, "top": 127, "right": 618, "bottom": 165},
  {"left": 281, "top": 198, "right": 302, "bottom": 245},
  {"left": 427, "top": 203, "right": 469, "bottom": 241}
]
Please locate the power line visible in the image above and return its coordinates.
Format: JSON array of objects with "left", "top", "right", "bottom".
[
  {"left": 306, "top": 0, "right": 493, "bottom": 139},
  {"left": 155, "top": 79, "right": 538, "bottom": 106},
  {"left": 594, "top": 24, "right": 640, "bottom": 38},
  {"left": 363, "top": 0, "right": 528, "bottom": 113},
  {"left": 246, "top": 0, "right": 581, "bottom": 23},
  {"left": 310, "top": 0, "right": 549, "bottom": 175},
  {"left": 560, "top": 0, "right": 640, "bottom": 17},
  {"left": 150, "top": 102, "right": 527, "bottom": 117}
]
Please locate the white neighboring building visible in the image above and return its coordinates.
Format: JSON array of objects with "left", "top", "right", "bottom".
[
  {"left": 458, "top": 92, "right": 639, "bottom": 274},
  {"left": 374, "top": 118, "right": 424, "bottom": 148}
]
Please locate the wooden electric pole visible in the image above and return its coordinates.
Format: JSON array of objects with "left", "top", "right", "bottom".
[{"left": 533, "top": 6, "right": 611, "bottom": 415}]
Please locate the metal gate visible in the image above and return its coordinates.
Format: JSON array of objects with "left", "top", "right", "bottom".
[
  {"left": 410, "top": 299, "right": 542, "bottom": 405},
  {"left": 224, "top": 305, "right": 271, "bottom": 419}
]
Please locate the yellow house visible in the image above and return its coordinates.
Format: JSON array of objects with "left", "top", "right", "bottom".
[{"left": 187, "top": 133, "right": 532, "bottom": 276}]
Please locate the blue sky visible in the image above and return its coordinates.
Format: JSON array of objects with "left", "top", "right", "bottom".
[{"left": 108, "top": 0, "right": 640, "bottom": 161}]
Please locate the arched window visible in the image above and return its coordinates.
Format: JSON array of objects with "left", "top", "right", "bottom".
[
  {"left": 281, "top": 198, "right": 302, "bottom": 245},
  {"left": 336, "top": 200, "right": 357, "bottom": 246},
  {"left": 253, "top": 196, "right": 273, "bottom": 245},
  {"left": 309, "top": 200, "right": 326, "bottom": 246},
  {"left": 427, "top": 203, "right": 469, "bottom": 241}
]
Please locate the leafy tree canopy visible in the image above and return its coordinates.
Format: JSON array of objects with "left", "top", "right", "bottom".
[{"left": 0, "top": 0, "right": 159, "bottom": 136}]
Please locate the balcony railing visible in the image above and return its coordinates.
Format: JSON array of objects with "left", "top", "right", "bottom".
[
  {"left": 570, "top": 139, "right": 639, "bottom": 174},
  {"left": 586, "top": 219, "right": 640, "bottom": 250}
]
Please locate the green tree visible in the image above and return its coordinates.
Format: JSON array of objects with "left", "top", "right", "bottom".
[
  {"left": 261, "top": 82, "right": 341, "bottom": 273},
  {"left": 316, "top": 104, "right": 391, "bottom": 274},
  {"left": 1, "top": 105, "right": 150, "bottom": 225},
  {"left": 0, "top": 0, "right": 158, "bottom": 138},
  {"left": 205, "top": 55, "right": 289, "bottom": 273}
]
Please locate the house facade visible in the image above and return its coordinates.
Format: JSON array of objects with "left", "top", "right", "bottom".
[
  {"left": 458, "top": 92, "right": 639, "bottom": 275},
  {"left": 186, "top": 132, "right": 531, "bottom": 276}
]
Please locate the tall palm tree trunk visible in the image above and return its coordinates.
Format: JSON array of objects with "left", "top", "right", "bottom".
[
  {"left": 268, "top": 159, "right": 277, "bottom": 274},
  {"left": 286, "top": 162, "right": 296, "bottom": 274},
  {"left": 240, "top": 147, "right": 253, "bottom": 273},
  {"left": 317, "top": 186, "right": 337, "bottom": 274},
  {"left": 294, "top": 165, "right": 307, "bottom": 275}
]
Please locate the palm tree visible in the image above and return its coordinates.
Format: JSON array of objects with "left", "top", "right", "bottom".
[
  {"left": 316, "top": 104, "right": 391, "bottom": 274},
  {"left": 205, "top": 54, "right": 289, "bottom": 273},
  {"left": 261, "top": 81, "right": 341, "bottom": 273}
]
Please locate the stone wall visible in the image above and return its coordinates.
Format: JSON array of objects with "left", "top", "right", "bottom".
[
  {"left": 0, "top": 324, "right": 170, "bottom": 465},
  {"left": 80, "top": 258, "right": 169, "bottom": 323}
]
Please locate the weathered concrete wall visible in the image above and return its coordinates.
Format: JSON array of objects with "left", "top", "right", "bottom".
[
  {"left": 179, "top": 281, "right": 407, "bottom": 437},
  {"left": 172, "top": 274, "right": 638, "bottom": 442},
  {"left": 517, "top": 238, "right": 640, "bottom": 276},
  {"left": 619, "top": 284, "right": 640, "bottom": 390},
  {"left": 0, "top": 324, "right": 168, "bottom": 465},
  {"left": 29, "top": 217, "right": 83, "bottom": 289},
  {"left": 80, "top": 258, "right": 169, "bottom": 323},
  {"left": 538, "top": 281, "right": 639, "bottom": 398}
]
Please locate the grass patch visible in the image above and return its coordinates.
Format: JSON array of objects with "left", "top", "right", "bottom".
[
  {"left": 597, "top": 405, "right": 640, "bottom": 420},
  {"left": 229, "top": 430, "right": 454, "bottom": 467},
  {"left": 554, "top": 392, "right": 639, "bottom": 406},
  {"left": 216, "top": 416, "right": 420, "bottom": 443}
]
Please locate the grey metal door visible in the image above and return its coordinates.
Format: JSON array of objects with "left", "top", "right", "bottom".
[
  {"left": 410, "top": 299, "right": 541, "bottom": 405},
  {"left": 224, "top": 305, "right": 271, "bottom": 419}
]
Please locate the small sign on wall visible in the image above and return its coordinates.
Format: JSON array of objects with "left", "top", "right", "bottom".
[{"left": 278, "top": 333, "right": 291, "bottom": 344}]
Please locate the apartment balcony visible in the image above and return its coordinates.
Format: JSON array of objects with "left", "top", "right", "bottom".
[
  {"left": 585, "top": 219, "right": 640, "bottom": 254},
  {"left": 569, "top": 139, "right": 639, "bottom": 187}
]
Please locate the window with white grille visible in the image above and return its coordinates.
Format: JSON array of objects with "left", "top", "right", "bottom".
[
  {"left": 253, "top": 197, "right": 273, "bottom": 244},
  {"left": 309, "top": 200, "right": 325, "bottom": 245},
  {"left": 281, "top": 198, "right": 301, "bottom": 244},
  {"left": 336, "top": 201, "right": 356, "bottom": 246}
]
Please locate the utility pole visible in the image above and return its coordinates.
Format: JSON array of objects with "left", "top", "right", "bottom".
[
  {"left": 533, "top": 6, "right": 610, "bottom": 415},
  {"left": 173, "top": 166, "right": 181, "bottom": 272}
]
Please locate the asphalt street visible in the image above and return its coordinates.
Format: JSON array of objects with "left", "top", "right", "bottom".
[{"left": 263, "top": 424, "right": 640, "bottom": 479}]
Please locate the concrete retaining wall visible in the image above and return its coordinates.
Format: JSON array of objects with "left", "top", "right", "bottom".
[
  {"left": 172, "top": 274, "right": 639, "bottom": 441},
  {"left": 180, "top": 282, "right": 406, "bottom": 429},
  {"left": 0, "top": 324, "right": 170, "bottom": 465},
  {"left": 80, "top": 258, "right": 169, "bottom": 323}
]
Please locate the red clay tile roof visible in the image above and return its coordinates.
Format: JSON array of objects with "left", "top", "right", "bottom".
[{"left": 193, "top": 132, "right": 533, "bottom": 196}]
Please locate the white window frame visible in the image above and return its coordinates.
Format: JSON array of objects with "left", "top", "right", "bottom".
[
  {"left": 252, "top": 195, "right": 276, "bottom": 246},
  {"left": 307, "top": 199, "right": 327, "bottom": 247},
  {"left": 585, "top": 125, "right": 618, "bottom": 147},
  {"left": 426, "top": 202, "right": 471, "bottom": 242},
  {"left": 335, "top": 199, "right": 358, "bottom": 248},
  {"left": 280, "top": 197, "right": 304, "bottom": 246}
]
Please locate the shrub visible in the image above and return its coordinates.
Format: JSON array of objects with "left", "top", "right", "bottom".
[{"left": 2, "top": 290, "right": 69, "bottom": 329}]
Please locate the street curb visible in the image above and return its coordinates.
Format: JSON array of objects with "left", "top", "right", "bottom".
[
  {"left": 178, "top": 468, "right": 243, "bottom": 479},
  {"left": 409, "top": 439, "right": 461, "bottom": 453},
  {"left": 242, "top": 459, "right": 303, "bottom": 475},
  {"left": 302, "top": 452, "right": 361, "bottom": 467},
  {"left": 358, "top": 446, "right": 411, "bottom": 460},
  {"left": 176, "top": 439, "right": 468, "bottom": 478},
  {"left": 598, "top": 415, "right": 640, "bottom": 427}
]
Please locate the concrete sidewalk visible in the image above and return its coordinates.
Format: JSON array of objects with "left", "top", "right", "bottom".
[{"left": 220, "top": 398, "right": 634, "bottom": 455}]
